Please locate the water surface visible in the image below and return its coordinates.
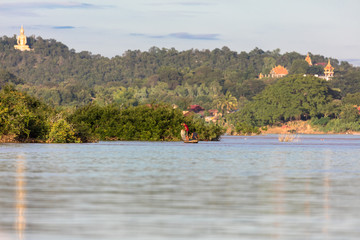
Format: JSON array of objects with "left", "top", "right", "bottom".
[{"left": 1, "top": 135, "right": 360, "bottom": 240}]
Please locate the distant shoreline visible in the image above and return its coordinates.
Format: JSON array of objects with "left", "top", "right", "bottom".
[
  {"left": 261, "top": 120, "right": 360, "bottom": 135},
  {"left": 227, "top": 120, "right": 360, "bottom": 136}
]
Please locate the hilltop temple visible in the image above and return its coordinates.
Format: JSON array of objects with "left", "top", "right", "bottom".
[
  {"left": 14, "top": 26, "right": 31, "bottom": 51},
  {"left": 258, "top": 53, "right": 335, "bottom": 80},
  {"left": 305, "top": 54, "right": 335, "bottom": 80}
]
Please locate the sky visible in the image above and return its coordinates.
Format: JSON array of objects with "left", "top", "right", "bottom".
[{"left": 1, "top": 0, "right": 360, "bottom": 64}]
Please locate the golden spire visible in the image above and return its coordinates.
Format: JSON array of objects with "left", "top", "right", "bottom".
[
  {"left": 305, "top": 53, "right": 312, "bottom": 66},
  {"left": 324, "top": 59, "right": 334, "bottom": 79},
  {"left": 324, "top": 59, "right": 334, "bottom": 71}
]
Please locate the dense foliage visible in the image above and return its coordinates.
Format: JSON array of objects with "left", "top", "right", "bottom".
[
  {"left": 0, "top": 85, "right": 51, "bottom": 141},
  {"left": 3, "top": 35, "right": 357, "bottom": 109},
  {"left": 0, "top": 87, "right": 224, "bottom": 142},
  {"left": 2, "top": 35, "right": 360, "bottom": 136},
  {"left": 68, "top": 103, "right": 224, "bottom": 141},
  {"left": 228, "top": 75, "right": 360, "bottom": 133}
]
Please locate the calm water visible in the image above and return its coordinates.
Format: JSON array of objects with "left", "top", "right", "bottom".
[{"left": 1, "top": 135, "right": 360, "bottom": 240}]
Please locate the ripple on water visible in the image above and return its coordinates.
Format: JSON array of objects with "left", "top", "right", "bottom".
[{"left": 1, "top": 135, "right": 360, "bottom": 239}]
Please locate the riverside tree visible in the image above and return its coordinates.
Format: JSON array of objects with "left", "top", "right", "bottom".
[{"left": 229, "top": 75, "right": 340, "bottom": 128}]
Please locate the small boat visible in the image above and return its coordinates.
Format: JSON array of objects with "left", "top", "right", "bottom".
[{"left": 181, "top": 129, "right": 199, "bottom": 143}]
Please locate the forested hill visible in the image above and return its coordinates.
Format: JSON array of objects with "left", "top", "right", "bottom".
[{"left": 1, "top": 35, "right": 360, "bottom": 108}]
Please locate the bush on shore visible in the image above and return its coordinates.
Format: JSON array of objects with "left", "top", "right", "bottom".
[{"left": 0, "top": 87, "right": 224, "bottom": 142}]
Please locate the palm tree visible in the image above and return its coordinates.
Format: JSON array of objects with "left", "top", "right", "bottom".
[{"left": 215, "top": 92, "right": 238, "bottom": 115}]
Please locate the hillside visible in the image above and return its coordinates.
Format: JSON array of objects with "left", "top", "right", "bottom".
[{"left": 2, "top": 35, "right": 359, "bottom": 109}]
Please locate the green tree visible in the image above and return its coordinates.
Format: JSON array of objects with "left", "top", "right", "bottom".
[
  {"left": 290, "top": 59, "right": 309, "bottom": 74},
  {"left": 0, "top": 86, "right": 51, "bottom": 140},
  {"left": 331, "top": 67, "right": 360, "bottom": 96},
  {"left": 0, "top": 69, "right": 23, "bottom": 89},
  {"left": 342, "top": 92, "right": 360, "bottom": 106},
  {"left": 307, "top": 65, "right": 324, "bottom": 75},
  {"left": 262, "top": 57, "right": 276, "bottom": 74},
  {"left": 339, "top": 104, "right": 360, "bottom": 123},
  {"left": 234, "top": 75, "right": 338, "bottom": 126},
  {"left": 158, "top": 66, "right": 183, "bottom": 90},
  {"left": 48, "top": 117, "right": 80, "bottom": 143},
  {"left": 215, "top": 92, "right": 238, "bottom": 115}
]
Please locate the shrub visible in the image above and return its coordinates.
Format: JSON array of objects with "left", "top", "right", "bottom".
[
  {"left": 47, "top": 118, "right": 80, "bottom": 143},
  {"left": 311, "top": 117, "right": 330, "bottom": 126},
  {"left": 0, "top": 86, "right": 51, "bottom": 141},
  {"left": 235, "top": 122, "right": 260, "bottom": 135}
]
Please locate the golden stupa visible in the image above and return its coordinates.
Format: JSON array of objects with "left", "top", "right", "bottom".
[{"left": 14, "top": 26, "right": 31, "bottom": 51}]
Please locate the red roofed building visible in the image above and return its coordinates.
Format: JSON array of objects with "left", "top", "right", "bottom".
[
  {"left": 315, "top": 62, "right": 327, "bottom": 67},
  {"left": 188, "top": 105, "right": 205, "bottom": 113},
  {"left": 187, "top": 105, "right": 205, "bottom": 116}
]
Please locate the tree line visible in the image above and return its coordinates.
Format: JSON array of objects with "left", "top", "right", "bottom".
[
  {"left": 2, "top": 35, "right": 359, "bottom": 109},
  {"left": 2, "top": 35, "right": 360, "bottom": 136},
  {"left": 0, "top": 86, "right": 224, "bottom": 143},
  {"left": 228, "top": 75, "right": 360, "bottom": 134}
]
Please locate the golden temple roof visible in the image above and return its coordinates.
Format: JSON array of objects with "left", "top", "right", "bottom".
[
  {"left": 305, "top": 53, "right": 312, "bottom": 66},
  {"left": 270, "top": 65, "right": 288, "bottom": 75},
  {"left": 324, "top": 59, "right": 334, "bottom": 71}
]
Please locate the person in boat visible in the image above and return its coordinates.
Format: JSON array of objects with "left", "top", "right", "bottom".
[
  {"left": 190, "top": 132, "right": 198, "bottom": 141},
  {"left": 181, "top": 123, "right": 189, "bottom": 140}
]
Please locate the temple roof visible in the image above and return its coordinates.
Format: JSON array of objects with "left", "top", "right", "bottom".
[
  {"left": 305, "top": 53, "right": 312, "bottom": 66},
  {"left": 324, "top": 59, "right": 334, "bottom": 71},
  {"left": 270, "top": 65, "right": 288, "bottom": 75}
]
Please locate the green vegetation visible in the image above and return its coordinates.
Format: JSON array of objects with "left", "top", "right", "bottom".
[
  {"left": 2, "top": 35, "right": 360, "bottom": 139},
  {"left": 68, "top": 103, "right": 224, "bottom": 141},
  {"left": 228, "top": 75, "right": 360, "bottom": 134},
  {"left": 240, "top": 75, "right": 339, "bottom": 125},
  {"left": 1, "top": 36, "right": 349, "bottom": 108},
  {"left": 0, "top": 85, "right": 51, "bottom": 141},
  {"left": 47, "top": 116, "right": 81, "bottom": 143},
  {"left": 0, "top": 87, "right": 224, "bottom": 142}
]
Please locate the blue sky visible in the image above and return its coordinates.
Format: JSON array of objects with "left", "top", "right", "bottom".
[{"left": 1, "top": 0, "right": 360, "bottom": 63}]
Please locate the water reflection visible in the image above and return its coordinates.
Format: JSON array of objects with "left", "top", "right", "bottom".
[
  {"left": 272, "top": 151, "right": 285, "bottom": 239},
  {"left": 270, "top": 148, "right": 334, "bottom": 239},
  {"left": 323, "top": 150, "right": 331, "bottom": 237},
  {"left": 0, "top": 136, "right": 359, "bottom": 240},
  {"left": 15, "top": 155, "right": 26, "bottom": 240}
]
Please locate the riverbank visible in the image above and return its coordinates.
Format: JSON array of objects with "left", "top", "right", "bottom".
[
  {"left": 0, "top": 135, "right": 45, "bottom": 143},
  {"left": 226, "top": 120, "right": 360, "bottom": 136},
  {"left": 261, "top": 120, "right": 360, "bottom": 135},
  {"left": 2, "top": 120, "right": 358, "bottom": 143}
]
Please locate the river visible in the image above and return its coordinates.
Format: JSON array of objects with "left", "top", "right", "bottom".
[{"left": 1, "top": 135, "right": 360, "bottom": 240}]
